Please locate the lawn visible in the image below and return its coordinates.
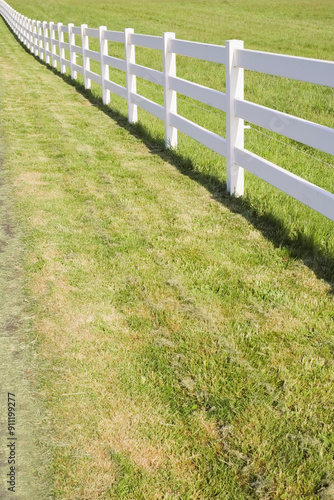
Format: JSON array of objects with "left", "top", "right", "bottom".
[{"left": 0, "top": 0, "right": 333, "bottom": 498}]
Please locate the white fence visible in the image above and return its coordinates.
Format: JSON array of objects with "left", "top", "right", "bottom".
[{"left": 1, "top": 0, "right": 334, "bottom": 220}]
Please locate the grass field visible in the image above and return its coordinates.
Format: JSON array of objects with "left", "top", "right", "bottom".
[{"left": 0, "top": 0, "right": 334, "bottom": 498}]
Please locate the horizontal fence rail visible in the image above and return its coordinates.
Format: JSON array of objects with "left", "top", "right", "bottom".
[
  {"left": 235, "top": 49, "right": 334, "bottom": 87},
  {"left": 0, "top": 0, "right": 333, "bottom": 221}
]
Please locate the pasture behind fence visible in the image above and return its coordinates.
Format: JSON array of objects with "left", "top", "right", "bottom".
[{"left": 1, "top": 0, "right": 334, "bottom": 220}]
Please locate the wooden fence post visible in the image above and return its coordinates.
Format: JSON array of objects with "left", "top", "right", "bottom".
[
  {"left": 68, "top": 23, "right": 77, "bottom": 79},
  {"left": 81, "top": 24, "right": 91, "bottom": 89},
  {"left": 58, "top": 23, "right": 66, "bottom": 74},
  {"left": 226, "top": 39, "right": 244, "bottom": 197},
  {"left": 99, "top": 26, "right": 110, "bottom": 105},
  {"left": 124, "top": 28, "right": 137, "bottom": 124},
  {"left": 163, "top": 32, "right": 177, "bottom": 149}
]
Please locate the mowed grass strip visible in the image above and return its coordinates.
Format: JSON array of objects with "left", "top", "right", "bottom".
[
  {"left": 0, "top": 6, "right": 334, "bottom": 500},
  {"left": 0, "top": 168, "right": 51, "bottom": 499}
]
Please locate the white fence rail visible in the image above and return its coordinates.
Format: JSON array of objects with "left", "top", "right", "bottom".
[{"left": 1, "top": 0, "right": 334, "bottom": 220}]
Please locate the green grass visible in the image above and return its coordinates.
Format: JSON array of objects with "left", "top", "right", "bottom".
[
  {"left": 7, "top": 0, "right": 334, "bottom": 261},
  {"left": 0, "top": 1, "right": 334, "bottom": 498}
]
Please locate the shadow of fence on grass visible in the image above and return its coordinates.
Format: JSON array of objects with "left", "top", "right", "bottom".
[{"left": 7, "top": 21, "right": 334, "bottom": 292}]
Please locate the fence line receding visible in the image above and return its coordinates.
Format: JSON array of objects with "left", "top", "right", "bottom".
[{"left": 1, "top": 0, "right": 334, "bottom": 220}]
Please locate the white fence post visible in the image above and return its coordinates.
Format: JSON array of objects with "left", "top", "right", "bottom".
[
  {"left": 68, "top": 23, "right": 77, "bottom": 79},
  {"left": 22, "top": 16, "right": 26, "bottom": 45},
  {"left": 49, "top": 22, "right": 56, "bottom": 68},
  {"left": 21, "top": 15, "right": 25, "bottom": 45},
  {"left": 10, "top": 7, "right": 13, "bottom": 31},
  {"left": 124, "top": 28, "right": 137, "bottom": 124},
  {"left": 16, "top": 13, "right": 20, "bottom": 40},
  {"left": 21, "top": 15, "right": 25, "bottom": 43},
  {"left": 31, "top": 20, "right": 35, "bottom": 54},
  {"left": 25, "top": 17, "right": 30, "bottom": 49},
  {"left": 14, "top": 11, "right": 18, "bottom": 36},
  {"left": 43, "top": 21, "right": 50, "bottom": 64},
  {"left": 27, "top": 17, "right": 31, "bottom": 48},
  {"left": 226, "top": 40, "right": 244, "bottom": 197},
  {"left": 7, "top": 6, "right": 11, "bottom": 29},
  {"left": 99, "top": 26, "right": 110, "bottom": 105},
  {"left": 14, "top": 12, "right": 18, "bottom": 37},
  {"left": 26, "top": 17, "right": 30, "bottom": 48},
  {"left": 27, "top": 17, "right": 32, "bottom": 49},
  {"left": 17, "top": 13, "right": 22, "bottom": 41},
  {"left": 17, "top": 13, "right": 20, "bottom": 38},
  {"left": 20, "top": 15, "right": 24, "bottom": 42},
  {"left": 81, "top": 24, "right": 91, "bottom": 89},
  {"left": 163, "top": 32, "right": 177, "bottom": 149},
  {"left": 30, "top": 19, "right": 34, "bottom": 53},
  {"left": 58, "top": 23, "right": 66, "bottom": 74},
  {"left": 37, "top": 21, "right": 43, "bottom": 60},
  {"left": 30, "top": 19, "right": 33, "bottom": 53},
  {"left": 21, "top": 15, "right": 24, "bottom": 41},
  {"left": 32, "top": 20, "right": 38, "bottom": 56}
]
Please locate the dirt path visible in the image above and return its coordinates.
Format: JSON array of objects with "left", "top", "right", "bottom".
[{"left": 0, "top": 165, "right": 49, "bottom": 498}]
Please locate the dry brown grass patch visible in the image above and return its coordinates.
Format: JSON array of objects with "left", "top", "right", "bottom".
[{"left": 99, "top": 409, "right": 166, "bottom": 472}]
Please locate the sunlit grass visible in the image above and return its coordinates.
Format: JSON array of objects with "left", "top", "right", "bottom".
[{"left": 0, "top": 1, "right": 334, "bottom": 498}]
